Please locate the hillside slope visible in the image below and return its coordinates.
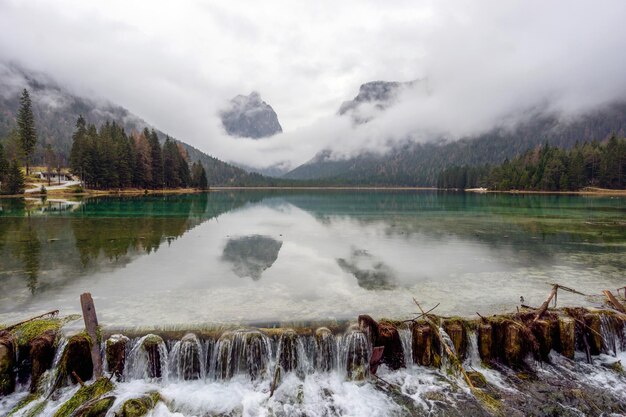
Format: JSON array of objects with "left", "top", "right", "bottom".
[
  {"left": 0, "top": 63, "right": 261, "bottom": 186},
  {"left": 284, "top": 103, "right": 626, "bottom": 186}
]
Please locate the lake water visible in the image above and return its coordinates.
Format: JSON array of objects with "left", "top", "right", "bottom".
[{"left": 0, "top": 190, "right": 625, "bottom": 328}]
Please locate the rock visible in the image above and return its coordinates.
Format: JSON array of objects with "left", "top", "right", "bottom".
[
  {"left": 142, "top": 334, "right": 165, "bottom": 379},
  {"left": 556, "top": 317, "right": 575, "bottom": 359},
  {"left": 478, "top": 323, "right": 493, "bottom": 362},
  {"left": 344, "top": 326, "right": 369, "bottom": 380},
  {"left": 584, "top": 313, "right": 603, "bottom": 355},
  {"left": 29, "top": 330, "right": 56, "bottom": 392},
  {"left": 105, "top": 334, "right": 129, "bottom": 379},
  {"left": 412, "top": 322, "right": 440, "bottom": 367},
  {"left": 503, "top": 323, "right": 523, "bottom": 366},
  {"left": 315, "top": 327, "right": 336, "bottom": 372},
  {"left": 443, "top": 320, "right": 467, "bottom": 359},
  {"left": 358, "top": 315, "right": 405, "bottom": 370},
  {"left": 177, "top": 333, "right": 202, "bottom": 380},
  {"left": 116, "top": 392, "right": 161, "bottom": 417},
  {"left": 0, "top": 332, "right": 16, "bottom": 395},
  {"left": 531, "top": 319, "right": 552, "bottom": 361},
  {"left": 61, "top": 334, "right": 93, "bottom": 384},
  {"left": 71, "top": 395, "right": 115, "bottom": 417},
  {"left": 277, "top": 330, "right": 299, "bottom": 373},
  {"left": 220, "top": 92, "right": 282, "bottom": 139}
]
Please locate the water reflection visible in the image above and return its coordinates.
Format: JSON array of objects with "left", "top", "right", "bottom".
[
  {"left": 337, "top": 248, "right": 397, "bottom": 290},
  {"left": 222, "top": 235, "right": 283, "bottom": 280},
  {"left": 0, "top": 190, "right": 624, "bottom": 326}
]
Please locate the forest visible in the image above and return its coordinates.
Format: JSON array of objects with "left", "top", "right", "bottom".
[
  {"left": 437, "top": 136, "right": 626, "bottom": 191},
  {"left": 69, "top": 116, "right": 207, "bottom": 190}
]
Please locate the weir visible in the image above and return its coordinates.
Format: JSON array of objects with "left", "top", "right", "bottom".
[{"left": 1, "top": 306, "right": 626, "bottom": 416}]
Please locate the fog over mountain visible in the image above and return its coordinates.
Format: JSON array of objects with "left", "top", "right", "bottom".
[{"left": 1, "top": 1, "right": 626, "bottom": 173}]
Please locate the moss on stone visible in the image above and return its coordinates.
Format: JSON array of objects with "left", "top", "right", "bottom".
[
  {"left": 117, "top": 392, "right": 161, "bottom": 417},
  {"left": 11, "top": 319, "right": 62, "bottom": 346},
  {"left": 52, "top": 377, "right": 114, "bottom": 417},
  {"left": 57, "top": 333, "right": 94, "bottom": 384},
  {"left": 72, "top": 396, "right": 116, "bottom": 417},
  {"left": 24, "top": 400, "right": 47, "bottom": 417},
  {"left": 7, "top": 393, "right": 39, "bottom": 416}
]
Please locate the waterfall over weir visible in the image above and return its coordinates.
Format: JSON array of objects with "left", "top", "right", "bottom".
[{"left": 2, "top": 311, "right": 626, "bottom": 417}]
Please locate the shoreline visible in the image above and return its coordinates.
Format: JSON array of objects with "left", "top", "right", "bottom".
[{"left": 1, "top": 185, "right": 625, "bottom": 199}]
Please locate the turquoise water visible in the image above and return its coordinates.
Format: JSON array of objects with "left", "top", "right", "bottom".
[{"left": 0, "top": 191, "right": 625, "bottom": 327}]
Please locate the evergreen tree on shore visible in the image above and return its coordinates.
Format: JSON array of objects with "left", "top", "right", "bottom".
[
  {"left": 17, "top": 89, "right": 37, "bottom": 176},
  {"left": 5, "top": 159, "right": 25, "bottom": 194},
  {"left": 191, "top": 161, "right": 208, "bottom": 189},
  {"left": 437, "top": 136, "right": 626, "bottom": 191}
]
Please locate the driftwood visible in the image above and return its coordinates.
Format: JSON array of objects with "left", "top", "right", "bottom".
[
  {"left": 413, "top": 299, "right": 475, "bottom": 390},
  {"left": 80, "top": 293, "right": 103, "bottom": 378},
  {"left": 3, "top": 310, "right": 59, "bottom": 332},
  {"left": 603, "top": 290, "right": 626, "bottom": 314},
  {"left": 269, "top": 366, "right": 281, "bottom": 397},
  {"left": 72, "top": 371, "right": 85, "bottom": 387},
  {"left": 533, "top": 284, "right": 559, "bottom": 323}
]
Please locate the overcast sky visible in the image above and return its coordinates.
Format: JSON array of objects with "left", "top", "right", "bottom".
[{"left": 1, "top": 0, "right": 626, "bottom": 170}]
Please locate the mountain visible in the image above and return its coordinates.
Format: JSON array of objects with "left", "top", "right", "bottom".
[
  {"left": 220, "top": 91, "right": 282, "bottom": 139},
  {"left": 282, "top": 79, "right": 626, "bottom": 185},
  {"left": 339, "top": 80, "right": 421, "bottom": 124},
  {"left": 0, "top": 62, "right": 266, "bottom": 186},
  {"left": 284, "top": 101, "right": 626, "bottom": 186}
]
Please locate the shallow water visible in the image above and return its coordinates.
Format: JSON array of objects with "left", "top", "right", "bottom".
[{"left": 0, "top": 191, "right": 625, "bottom": 327}]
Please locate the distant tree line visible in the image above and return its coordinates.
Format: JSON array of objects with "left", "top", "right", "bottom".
[
  {"left": 437, "top": 136, "right": 626, "bottom": 191},
  {"left": 69, "top": 116, "right": 208, "bottom": 190}
]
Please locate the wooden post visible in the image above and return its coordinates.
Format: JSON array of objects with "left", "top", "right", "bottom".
[{"left": 80, "top": 293, "right": 102, "bottom": 378}]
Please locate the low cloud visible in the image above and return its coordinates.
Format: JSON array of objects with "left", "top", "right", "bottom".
[{"left": 1, "top": 1, "right": 626, "bottom": 171}]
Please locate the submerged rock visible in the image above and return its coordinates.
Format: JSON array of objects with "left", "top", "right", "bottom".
[{"left": 222, "top": 235, "right": 283, "bottom": 280}]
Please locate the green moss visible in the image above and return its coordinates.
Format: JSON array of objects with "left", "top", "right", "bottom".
[
  {"left": 24, "top": 400, "right": 47, "bottom": 417},
  {"left": 11, "top": 319, "right": 62, "bottom": 346},
  {"left": 7, "top": 394, "right": 39, "bottom": 416},
  {"left": 117, "top": 392, "right": 161, "bottom": 417},
  {"left": 52, "top": 377, "right": 114, "bottom": 417},
  {"left": 72, "top": 396, "right": 116, "bottom": 417}
]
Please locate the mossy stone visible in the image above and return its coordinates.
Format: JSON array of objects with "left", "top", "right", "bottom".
[
  {"left": 117, "top": 392, "right": 161, "bottom": 417},
  {"left": 52, "top": 377, "right": 114, "bottom": 417}
]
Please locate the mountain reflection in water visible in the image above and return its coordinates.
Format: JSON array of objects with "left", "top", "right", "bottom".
[
  {"left": 222, "top": 235, "right": 283, "bottom": 280},
  {"left": 0, "top": 190, "right": 624, "bottom": 326}
]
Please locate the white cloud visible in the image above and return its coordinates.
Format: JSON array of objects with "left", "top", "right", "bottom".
[{"left": 1, "top": 0, "right": 626, "bottom": 170}]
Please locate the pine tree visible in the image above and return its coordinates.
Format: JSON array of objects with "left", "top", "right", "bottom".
[
  {"left": 0, "top": 142, "right": 8, "bottom": 182},
  {"left": 5, "top": 159, "right": 25, "bottom": 194},
  {"left": 147, "top": 129, "right": 163, "bottom": 189},
  {"left": 191, "top": 161, "right": 208, "bottom": 189},
  {"left": 17, "top": 89, "right": 37, "bottom": 176},
  {"left": 70, "top": 116, "right": 88, "bottom": 182}
]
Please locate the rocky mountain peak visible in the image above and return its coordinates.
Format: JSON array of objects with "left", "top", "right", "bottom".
[{"left": 220, "top": 91, "right": 282, "bottom": 139}]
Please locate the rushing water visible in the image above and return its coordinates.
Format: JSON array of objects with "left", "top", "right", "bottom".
[
  {"left": 0, "top": 190, "right": 625, "bottom": 327},
  {"left": 1, "top": 319, "right": 625, "bottom": 417}
]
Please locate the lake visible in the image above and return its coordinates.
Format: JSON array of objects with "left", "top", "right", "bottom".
[{"left": 0, "top": 190, "right": 625, "bottom": 328}]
